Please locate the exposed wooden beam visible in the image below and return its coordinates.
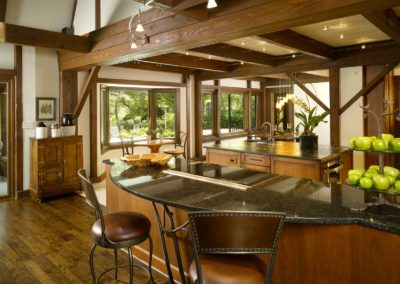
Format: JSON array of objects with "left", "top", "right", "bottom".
[
  {"left": 190, "top": 43, "right": 275, "bottom": 66},
  {"left": 257, "top": 30, "right": 334, "bottom": 59},
  {"left": 363, "top": 9, "right": 400, "bottom": 45},
  {"left": 0, "top": 69, "right": 14, "bottom": 78},
  {"left": 339, "top": 62, "right": 397, "bottom": 114},
  {"left": 1, "top": 23, "right": 90, "bottom": 52},
  {"left": 287, "top": 72, "right": 330, "bottom": 112},
  {"left": 115, "top": 61, "right": 193, "bottom": 74},
  {"left": 95, "top": 0, "right": 101, "bottom": 30},
  {"left": 295, "top": 73, "right": 329, "bottom": 83},
  {"left": 150, "top": 0, "right": 208, "bottom": 21},
  {"left": 173, "top": 0, "right": 208, "bottom": 10},
  {"left": 70, "top": 0, "right": 78, "bottom": 28},
  {"left": 74, "top": 67, "right": 100, "bottom": 119},
  {"left": 0, "top": 0, "right": 7, "bottom": 22},
  {"left": 97, "top": 78, "right": 186, "bottom": 87},
  {"left": 59, "top": 0, "right": 400, "bottom": 70},
  {"left": 142, "top": 53, "right": 231, "bottom": 72},
  {"left": 201, "top": 41, "right": 400, "bottom": 80}
]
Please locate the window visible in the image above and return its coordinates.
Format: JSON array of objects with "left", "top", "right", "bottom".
[
  {"left": 101, "top": 86, "right": 178, "bottom": 146},
  {"left": 202, "top": 92, "right": 213, "bottom": 136},
  {"left": 220, "top": 92, "right": 244, "bottom": 133}
]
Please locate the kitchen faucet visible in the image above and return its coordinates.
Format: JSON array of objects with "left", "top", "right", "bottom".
[{"left": 260, "top": 122, "right": 275, "bottom": 143}]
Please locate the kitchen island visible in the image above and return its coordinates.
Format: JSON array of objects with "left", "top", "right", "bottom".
[
  {"left": 106, "top": 158, "right": 400, "bottom": 284},
  {"left": 205, "top": 141, "right": 352, "bottom": 182}
]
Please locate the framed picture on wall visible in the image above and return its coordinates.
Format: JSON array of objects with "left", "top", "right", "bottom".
[{"left": 36, "top": 97, "right": 56, "bottom": 121}]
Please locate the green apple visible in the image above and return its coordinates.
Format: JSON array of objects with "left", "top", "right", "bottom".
[
  {"left": 355, "top": 136, "right": 372, "bottom": 151},
  {"left": 372, "top": 139, "right": 387, "bottom": 151},
  {"left": 381, "top": 133, "right": 394, "bottom": 144},
  {"left": 394, "top": 180, "right": 400, "bottom": 191},
  {"left": 383, "top": 166, "right": 400, "bottom": 179},
  {"left": 368, "top": 165, "right": 380, "bottom": 172},
  {"left": 364, "top": 171, "right": 378, "bottom": 178},
  {"left": 349, "top": 137, "right": 357, "bottom": 149},
  {"left": 359, "top": 177, "right": 373, "bottom": 189},
  {"left": 348, "top": 173, "right": 361, "bottom": 185},
  {"left": 387, "top": 175, "right": 396, "bottom": 185},
  {"left": 372, "top": 174, "right": 390, "bottom": 190},
  {"left": 389, "top": 138, "right": 400, "bottom": 152},
  {"left": 351, "top": 168, "right": 365, "bottom": 176},
  {"left": 370, "top": 136, "right": 377, "bottom": 140}
]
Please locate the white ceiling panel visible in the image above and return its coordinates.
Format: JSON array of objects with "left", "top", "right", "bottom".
[
  {"left": 225, "top": 37, "right": 296, "bottom": 56},
  {"left": 175, "top": 51, "right": 234, "bottom": 62}
]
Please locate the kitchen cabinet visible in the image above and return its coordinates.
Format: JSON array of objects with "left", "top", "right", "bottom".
[{"left": 29, "top": 136, "right": 83, "bottom": 201}]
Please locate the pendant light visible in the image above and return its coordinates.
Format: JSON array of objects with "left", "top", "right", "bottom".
[
  {"left": 136, "top": 8, "right": 144, "bottom": 32},
  {"left": 207, "top": 0, "right": 217, "bottom": 9}
]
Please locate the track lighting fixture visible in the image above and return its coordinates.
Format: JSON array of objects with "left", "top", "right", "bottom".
[{"left": 207, "top": 0, "right": 217, "bottom": 9}]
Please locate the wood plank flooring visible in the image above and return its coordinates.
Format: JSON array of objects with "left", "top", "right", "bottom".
[{"left": 0, "top": 194, "right": 167, "bottom": 284}]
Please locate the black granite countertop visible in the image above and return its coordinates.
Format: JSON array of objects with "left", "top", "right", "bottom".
[
  {"left": 109, "top": 158, "right": 400, "bottom": 234},
  {"left": 204, "top": 141, "right": 350, "bottom": 162}
]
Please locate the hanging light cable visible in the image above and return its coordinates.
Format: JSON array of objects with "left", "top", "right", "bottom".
[{"left": 207, "top": 0, "right": 218, "bottom": 9}]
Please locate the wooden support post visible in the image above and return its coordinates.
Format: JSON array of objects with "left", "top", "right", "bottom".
[
  {"left": 74, "top": 66, "right": 100, "bottom": 119},
  {"left": 0, "top": 0, "right": 7, "bottom": 22},
  {"left": 59, "top": 70, "right": 78, "bottom": 115},
  {"left": 14, "top": 45, "right": 23, "bottom": 194},
  {"left": 329, "top": 67, "right": 340, "bottom": 147},
  {"left": 213, "top": 80, "right": 221, "bottom": 142},
  {"left": 95, "top": 0, "right": 101, "bottom": 30},
  {"left": 183, "top": 74, "right": 191, "bottom": 159},
  {"left": 194, "top": 73, "right": 203, "bottom": 158},
  {"left": 89, "top": 81, "right": 98, "bottom": 180}
]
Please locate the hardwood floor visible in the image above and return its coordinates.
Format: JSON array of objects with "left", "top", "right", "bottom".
[{"left": 0, "top": 194, "right": 167, "bottom": 284}]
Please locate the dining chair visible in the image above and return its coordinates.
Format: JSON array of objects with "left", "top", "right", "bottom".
[
  {"left": 188, "top": 211, "right": 285, "bottom": 284},
  {"left": 78, "top": 169, "right": 153, "bottom": 284},
  {"left": 121, "top": 136, "right": 135, "bottom": 156},
  {"left": 163, "top": 131, "right": 187, "bottom": 158}
]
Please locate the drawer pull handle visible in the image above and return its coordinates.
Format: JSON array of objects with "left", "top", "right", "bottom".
[
  {"left": 229, "top": 159, "right": 236, "bottom": 163},
  {"left": 249, "top": 158, "right": 263, "bottom": 162}
]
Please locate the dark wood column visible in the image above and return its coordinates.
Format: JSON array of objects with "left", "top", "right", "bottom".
[
  {"left": 194, "top": 72, "right": 202, "bottom": 158},
  {"left": 14, "top": 45, "right": 23, "bottom": 194},
  {"left": 329, "top": 67, "right": 340, "bottom": 146},
  {"left": 89, "top": 82, "right": 98, "bottom": 181}
]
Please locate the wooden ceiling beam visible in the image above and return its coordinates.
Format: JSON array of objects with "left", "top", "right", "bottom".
[
  {"left": 257, "top": 30, "right": 334, "bottom": 59},
  {"left": 141, "top": 53, "right": 232, "bottom": 72},
  {"left": 149, "top": 0, "right": 208, "bottom": 21},
  {"left": 173, "top": 0, "right": 208, "bottom": 10},
  {"left": 0, "top": 0, "right": 7, "bottom": 22},
  {"left": 287, "top": 72, "right": 330, "bottom": 112},
  {"left": 115, "top": 61, "right": 193, "bottom": 74},
  {"left": 363, "top": 9, "right": 400, "bottom": 45},
  {"left": 201, "top": 41, "right": 400, "bottom": 80},
  {"left": 0, "top": 22, "right": 90, "bottom": 52},
  {"left": 59, "top": 0, "right": 400, "bottom": 70},
  {"left": 190, "top": 43, "right": 275, "bottom": 66}
]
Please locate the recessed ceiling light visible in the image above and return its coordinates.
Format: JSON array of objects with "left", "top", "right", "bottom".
[
  {"left": 339, "top": 34, "right": 344, "bottom": 39},
  {"left": 240, "top": 61, "right": 244, "bottom": 65},
  {"left": 323, "top": 26, "right": 328, "bottom": 31},
  {"left": 262, "top": 47, "right": 266, "bottom": 51},
  {"left": 361, "top": 44, "right": 366, "bottom": 50},
  {"left": 292, "top": 54, "right": 296, "bottom": 58},
  {"left": 185, "top": 52, "right": 189, "bottom": 55},
  {"left": 208, "top": 55, "right": 212, "bottom": 59},
  {"left": 241, "top": 42, "right": 245, "bottom": 46}
]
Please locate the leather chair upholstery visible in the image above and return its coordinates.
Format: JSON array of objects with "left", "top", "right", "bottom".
[{"left": 188, "top": 211, "right": 285, "bottom": 284}]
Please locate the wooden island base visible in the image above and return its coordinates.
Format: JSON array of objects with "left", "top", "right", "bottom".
[{"left": 106, "top": 166, "right": 400, "bottom": 284}]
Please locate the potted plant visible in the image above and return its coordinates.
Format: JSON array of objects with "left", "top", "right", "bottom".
[{"left": 295, "top": 106, "right": 329, "bottom": 149}]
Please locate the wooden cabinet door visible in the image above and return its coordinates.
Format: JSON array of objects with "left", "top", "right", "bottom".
[
  {"left": 271, "top": 157, "right": 321, "bottom": 180},
  {"left": 62, "top": 138, "right": 83, "bottom": 185},
  {"left": 38, "top": 141, "right": 63, "bottom": 188}
]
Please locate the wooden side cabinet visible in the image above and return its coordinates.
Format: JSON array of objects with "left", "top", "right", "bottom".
[{"left": 29, "top": 136, "right": 83, "bottom": 201}]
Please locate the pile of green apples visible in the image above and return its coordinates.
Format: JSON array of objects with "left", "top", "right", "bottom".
[
  {"left": 347, "top": 165, "right": 400, "bottom": 191},
  {"left": 349, "top": 134, "right": 400, "bottom": 152}
]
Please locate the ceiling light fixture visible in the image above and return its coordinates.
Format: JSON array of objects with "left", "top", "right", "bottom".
[
  {"left": 241, "top": 42, "right": 245, "bottom": 46},
  {"left": 129, "top": 2, "right": 152, "bottom": 50},
  {"left": 207, "top": 0, "right": 218, "bottom": 9},
  {"left": 323, "top": 25, "right": 328, "bottom": 31},
  {"left": 262, "top": 47, "right": 266, "bottom": 51},
  {"left": 361, "top": 44, "right": 366, "bottom": 50},
  {"left": 339, "top": 34, "right": 344, "bottom": 39},
  {"left": 185, "top": 51, "right": 189, "bottom": 56},
  {"left": 292, "top": 54, "right": 296, "bottom": 58}
]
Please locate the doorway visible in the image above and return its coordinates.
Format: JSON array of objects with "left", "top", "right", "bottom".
[{"left": 0, "top": 82, "right": 8, "bottom": 199}]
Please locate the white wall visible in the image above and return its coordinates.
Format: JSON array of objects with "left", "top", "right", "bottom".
[
  {"left": 0, "top": 44, "right": 15, "bottom": 69},
  {"left": 340, "top": 67, "right": 364, "bottom": 168},
  {"left": 293, "top": 82, "right": 331, "bottom": 145}
]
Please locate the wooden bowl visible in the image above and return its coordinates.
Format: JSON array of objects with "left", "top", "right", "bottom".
[
  {"left": 120, "top": 154, "right": 152, "bottom": 167},
  {"left": 141, "top": 153, "right": 172, "bottom": 166}
]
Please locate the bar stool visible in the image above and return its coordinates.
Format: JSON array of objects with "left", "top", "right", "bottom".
[
  {"left": 188, "top": 211, "right": 285, "bottom": 284},
  {"left": 78, "top": 169, "right": 153, "bottom": 284},
  {"left": 163, "top": 131, "right": 187, "bottom": 158}
]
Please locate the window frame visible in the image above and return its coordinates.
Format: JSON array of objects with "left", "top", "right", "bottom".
[{"left": 100, "top": 85, "right": 180, "bottom": 154}]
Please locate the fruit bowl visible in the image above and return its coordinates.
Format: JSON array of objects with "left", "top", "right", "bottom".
[
  {"left": 141, "top": 153, "right": 172, "bottom": 166},
  {"left": 345, "top": 179, "right": 400, "bottom": 195},
  {"left": 120, "top": 154, "right": 152, "bottom": 167}
]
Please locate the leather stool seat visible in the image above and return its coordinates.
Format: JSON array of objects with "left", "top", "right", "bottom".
[
  {"left": 189, "top": 255, "right": 266, "bottom": 284},
  {"left": 92, "top": 211, "right": 151, "bottom": 243},
  {"left": 163, "top": 148, "right": 184, "bottom": 157}
]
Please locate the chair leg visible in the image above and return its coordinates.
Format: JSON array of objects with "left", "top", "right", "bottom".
[
  {"left": 114, "top": 248, "right": 118, "bottom": 280},
  {"left": 128, "top": 247, "right": 134, "bottom": 284},
  {"left": 89, "top": 243, "right": 97, "bottom": 284},
  {"left": 148, "top": 236, "right": 153, "bottom": 283}
]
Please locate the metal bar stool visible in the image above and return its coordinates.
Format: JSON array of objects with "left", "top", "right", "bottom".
[
  {"left": 78, "top": 169, "right": 153, "bottom": 284},
  {"left": 188, "top": 211, "right": 285, "bottom": 284}
]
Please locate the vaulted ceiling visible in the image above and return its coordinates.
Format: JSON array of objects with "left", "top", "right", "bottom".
[{"left": 1, "top": 0, "right": 400, "bottom": 81}]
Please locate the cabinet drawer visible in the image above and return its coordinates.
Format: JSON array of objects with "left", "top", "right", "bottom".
[
  {"left": 242, "top": 163, "right": 271, "bottom": 173},
  {"left": 241, "top": 154, "right": 270, "bottom": 167},
  {"left": 207, "top": 150, "right": 240, "bottom": 167}
]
